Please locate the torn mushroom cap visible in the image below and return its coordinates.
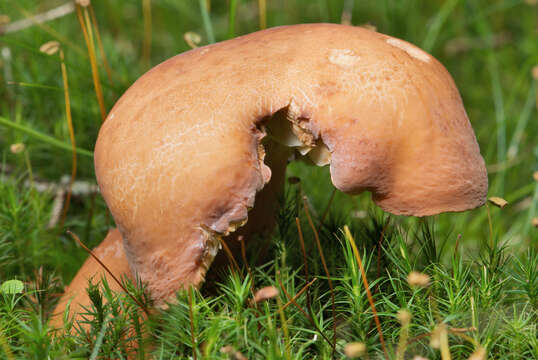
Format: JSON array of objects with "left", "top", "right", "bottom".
[
  {"left": 50, "top": 228, "right": 132, "bottom": 330},
  {"left": 94, "top": 23, "right": 487, "bottom": 305}
]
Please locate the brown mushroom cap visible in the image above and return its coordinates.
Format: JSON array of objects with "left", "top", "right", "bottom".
[
  {"left": 94, "top": 23, "right": 487, "bottom": 304},
  {"left": 50, "top": 229, "right": 131, "bottom": 329}
]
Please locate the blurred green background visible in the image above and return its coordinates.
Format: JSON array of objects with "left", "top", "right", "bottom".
[{"left": 0, "top": 1, "right": 536, "bottom": 358}]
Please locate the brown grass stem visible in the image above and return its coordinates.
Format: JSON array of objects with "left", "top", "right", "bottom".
[
  {"left": 76, "top": 4, "right": 107, "bottom": 123},
  {"left": 302, "top": 196, "right": 336, "bottom": 353},
  {"left": 258, "top": 0, "right": 267, "bottom": 29},
  {"left": 67, "top": 231, "right": 148, "bottom": 315},
  {"left": 219, "top": 236, "right": 242, "bottom": 278},
  {"left": 83, "top": 7, "right": 107, "bottom": 122},
  {"left": 280, "top": 277, "right": 316, "bottom": 311},
  {"left": 344, "top": 226, "right": 389, "bottom": 360},
  {"left": 277, "top": 276, "right": 307, "bottom": 317},
  {"left": 58, "top": 49, "right": 76, "bottom": 228},
  {"left": 239, "top": 237, "right": 252, "bottom": 280},
  {"left": 277, "top": 277, "right": 334, "bottom": 349},
  {"left": 375, "top": 217, "right": 391, "bottom": 293},
  {"left": 142, "top": 0, "right": 152, "bottom": 69},
  {"left": 89, "top": 4, "right": 115, "bottom": 86},
  {"left": 407, "top": 331, "right": 431, "bottom": 345},
  {"left": 320, "top": 188, "right": 336, "bottom": 225},
  {"left": 295, "top": 217, "right": 311, "bottom": 311}
]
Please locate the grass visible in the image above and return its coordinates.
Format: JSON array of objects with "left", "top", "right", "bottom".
[{"left": 0, "top": 0, "right": 536, "bottom": 358}]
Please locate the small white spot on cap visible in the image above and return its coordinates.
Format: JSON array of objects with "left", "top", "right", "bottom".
[
  {"left": 329, "top": 49, "right": 360, "bottom": 67},
  {"left": 386, "top": 38, "right": 430, "bottom": 63}
]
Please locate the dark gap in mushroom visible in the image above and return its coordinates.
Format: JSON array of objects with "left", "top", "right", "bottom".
[
  {"left": 260, "top": 103, "right": 331, "bottom": 167},
  {"left": 201, "top": 104, "right": 334, "bottom": 293}
]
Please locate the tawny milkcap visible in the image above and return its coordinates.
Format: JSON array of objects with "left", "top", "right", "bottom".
[
  {"left": 94, "top": 23, "right": 487, "bottom": 305},
  {"left": 50, "top": 229, "right": 131, "bottom": 329}
]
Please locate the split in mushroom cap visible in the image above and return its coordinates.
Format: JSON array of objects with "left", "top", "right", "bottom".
[{"left": 94, "top": 23, "right": 487, "bottom": 305}]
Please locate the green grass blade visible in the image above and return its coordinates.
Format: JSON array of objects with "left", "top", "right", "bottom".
[
  {"left": 89, "top": 314, "right": 111, "bottom": 360},
  {"left": 228, "top": 0, "right": 238, "bottom": 39},
  {"left": 507, "top": 83, "right": 536, "bottom": 159},
  {"left": 6, "top": 82, "right": 62, "bottom": 92},
  {"left": 0, "top": 116, "right": 93, "bottom": 158},
  {"left": 422, "top": 0, "right": 460, "bottom": 52},
  {"left": 199, "top": 0, "right": 215, "bottom": 44},
  {"left": 524, "top": 147, "right": 538, "bottom": 238}
]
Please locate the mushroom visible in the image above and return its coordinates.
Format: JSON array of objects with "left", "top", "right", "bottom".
[{"left": 80, "top": 23, "right": 485, "bottom": 308}]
